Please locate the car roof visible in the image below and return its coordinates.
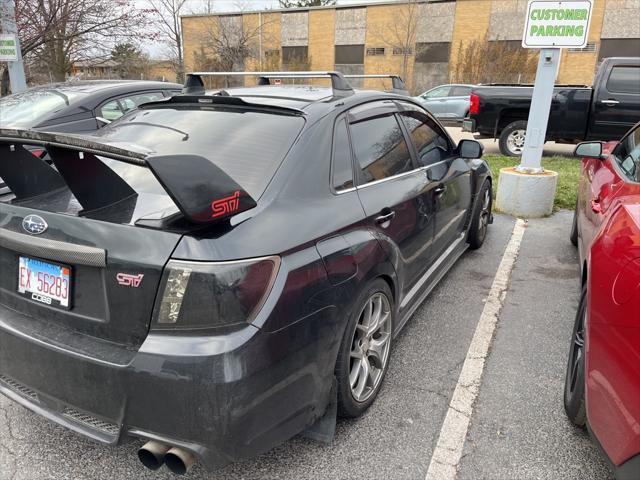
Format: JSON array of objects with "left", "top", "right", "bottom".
[
  {"left": 28, "top": 80, "right": 182, "bottom": 95},
  {"left": 195, "top": 84, "right": 405, "bottom": 119}
]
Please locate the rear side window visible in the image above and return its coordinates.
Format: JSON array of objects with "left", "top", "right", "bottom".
[
  {"left": 399, "top": 110, "right": 452, "bottom": 167},
  {"left": 349, "top": 114, "right": 414, "bottom": 184},
  {"left": 94, "top": 107, "right": 304, "bottom": 199},
  {"left": 614, "top": 126, "right": 640, "bottom": 182},
  {"left": 332, "top": 117, "right": 354, "bottom": 191},
  {"left": 607, "top": 67, "right": 640, "bottom": 94},
  {"left": 450, "top": 86, "right": 472, "bottom": 96},
  {"left": 424, "top": 86, "right": 450, "bottom": 99}
]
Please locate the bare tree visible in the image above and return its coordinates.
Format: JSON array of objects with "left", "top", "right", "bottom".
[
  {"left": 451, "top": 36, "right": 537, "bottom": 84},
  {"left": 146, "top": 0, "right": 188, "bottom": 83},
  {"left": 9, "top": 0, "right": 151, "bottom": 84},
  {"left": 194, "top": 13, "right": 277, "bottom": 87},
  {"left": 378, "top": 0, "right": 420, "bottom": 88}
]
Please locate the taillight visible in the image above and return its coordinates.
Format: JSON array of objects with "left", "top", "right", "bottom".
[
  {"left": 153, "top": 256, "right": 280, "bottom": 331},
  {"left": 30, "top": 149, "right": 45, "bottom": 158},
  {"left": 469, "top": 93, "right": 480, "bottom": 115}
]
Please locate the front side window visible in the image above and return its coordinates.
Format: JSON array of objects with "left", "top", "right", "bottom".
[
  {"left": 332, "top": 117, "right": 354, "bottom": 191},
  {"left": 398, "top": 108, "right": 452, "bottom": 167},
  {"left": 614, "top": 126, "right": 640, "bottom": 182},
  {"left": 607, "top": 67, "right": 640, "bottom": 94},
  {"left": 350, "top": 114, "right": 414, "bottom": 184}
]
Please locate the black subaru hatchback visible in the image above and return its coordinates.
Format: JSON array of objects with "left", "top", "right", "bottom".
[{"left": 0, "top": 72, "right": 492, "bottom": 475}]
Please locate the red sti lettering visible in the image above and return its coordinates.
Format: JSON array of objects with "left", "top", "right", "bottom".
[
  {"left": 116, "top": 273, "right": 144, "bottom": 288},
  {"left": 211, "top": 191, "right": 241, "bottom": 218}
]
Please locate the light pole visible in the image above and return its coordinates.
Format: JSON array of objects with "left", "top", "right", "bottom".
[{"left": 1, "top": 0, "right": 27, "bottom": 93}]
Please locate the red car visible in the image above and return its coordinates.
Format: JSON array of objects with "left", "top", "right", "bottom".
[{"left": 565, "top": 122, "right": 640, "bottom": 480}]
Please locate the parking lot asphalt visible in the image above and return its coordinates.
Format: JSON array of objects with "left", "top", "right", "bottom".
[{"left": 0, "top": 212, "right": 613, "bottom": 480}]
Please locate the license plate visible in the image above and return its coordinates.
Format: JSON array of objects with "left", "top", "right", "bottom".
[{"left": 18, "top": 256, "right": 71, "bottom": 309}]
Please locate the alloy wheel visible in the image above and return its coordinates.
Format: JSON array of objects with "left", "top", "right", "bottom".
[
  {"left": 349, "top": 292, "right": 392, "bottom": 403},
  {"left": 478, "top": 188, "right": 491, "bottom": 242},
  {"left": 507, "top": 129, "right": 526, "bottom": 155},
  {"left": 567, "top": 310, "right": 586, "bottom": 397}
]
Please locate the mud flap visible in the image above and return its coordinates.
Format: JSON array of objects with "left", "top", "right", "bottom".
[{"left": 301, "top": 377, "right": 337, "bottom": 444}]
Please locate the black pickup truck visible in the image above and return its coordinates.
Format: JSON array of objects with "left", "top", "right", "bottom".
[{"left": 463, "top": 57, "right": 640, "bottom": 156}]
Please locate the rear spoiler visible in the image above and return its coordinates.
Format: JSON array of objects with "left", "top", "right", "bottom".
[{"left": 0, "top": 129, "right": 256, "bottom": 224}]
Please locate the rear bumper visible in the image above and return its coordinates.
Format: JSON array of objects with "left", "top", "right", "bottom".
[
  {"left": 462, "top": 118, "right": 475, "bottom": 133},
  {"left": 0, "top": 303, "right": 340, "bottom": 469}
]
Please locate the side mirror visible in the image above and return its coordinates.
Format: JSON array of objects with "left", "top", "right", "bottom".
[
  {"left": 458, "top": 139, "right": 484, "bottom": 159},
  {"left": 574, "top": 141, "right": 605, "bottom": 159}
]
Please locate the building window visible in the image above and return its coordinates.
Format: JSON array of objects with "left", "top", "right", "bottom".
[
  {"left": 335, "top": 45, "right": 365, "bottom": 64},
  {"left": 599, "top": 39, "right": 640, "bottom": 61},
  {"left": 366, "top": 47, "right": 385, "bottom": 56},
  {"left": 282, "top": 46, "right": 308, "bottom": 65},
  {"left": 392, "top": 47, "right": 413, "bottom": 56},
  {"left": 414, "top": 43, "right": 451, "bottom": 63}
]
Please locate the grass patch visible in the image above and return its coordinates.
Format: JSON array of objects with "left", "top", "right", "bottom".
[{"left": 484, "top": 155, "right": 580, "bottom": 211}]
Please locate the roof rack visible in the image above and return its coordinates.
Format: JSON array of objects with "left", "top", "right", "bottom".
[
  {"left": 343, "top": 74, "right": 409, "bottom": 95},
  {"left": 184, "top": 71, "right": 354, "bottom": 98}
]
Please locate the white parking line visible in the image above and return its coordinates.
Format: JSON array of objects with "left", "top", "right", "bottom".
[{"left": 425, "top": 219, "right": 527, "bottom": 480}]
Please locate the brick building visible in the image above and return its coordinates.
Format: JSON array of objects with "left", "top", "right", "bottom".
[{"left": 181, "top": 0, "right": 640, "bottom": 93}]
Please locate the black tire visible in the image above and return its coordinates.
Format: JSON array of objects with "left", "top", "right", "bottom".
[
  {"left": 564, "top": 286, "right": 587, "bottom": 427},
  {"left": 570, "top": 199, "right": 579, "bottom": 247},
  {"left": 335, "top": 278, "right": 394, "bottom": 418},
  {"left": 499, "top": 120, "right": 528, "bottom": 157},
  {"left": 467, "top": 180, "right": 492, "bottom": 250}
]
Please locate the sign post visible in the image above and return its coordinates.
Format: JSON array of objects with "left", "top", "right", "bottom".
[
  {"left": 495, "top": 0, "right": 594, "bottom": 218},
  {"left": 518, "top": 0, "right": 594, "bottom": 173},
  {"left": 0, "top": 0, "right": 27, "bottom": 93}
]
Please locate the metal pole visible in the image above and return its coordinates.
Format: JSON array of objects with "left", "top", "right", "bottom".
[
  {"left": 516, "top": 48, "right": 561, "bottom": 173},
  {"left": 1, "top": 0, "right": 27, "bottom": 93}
]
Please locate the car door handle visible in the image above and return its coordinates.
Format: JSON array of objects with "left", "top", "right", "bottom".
[
  {"left": 600, "top": 99, "right": 620, "bottom": 106},
  {"left": 434, "top": 184, "right": 447, "bottom": 196},
  {"left": 375, "top": 211, "right": 396, "bottom": 225}
]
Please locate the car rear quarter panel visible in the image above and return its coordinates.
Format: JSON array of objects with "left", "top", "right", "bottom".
[{"left": 587, "top": 201, "right": 640, "bottom": 467}]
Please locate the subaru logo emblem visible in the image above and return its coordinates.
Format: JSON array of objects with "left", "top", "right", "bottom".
[{"left": 22, "top": 215, "right": 48, "bottom": 235}]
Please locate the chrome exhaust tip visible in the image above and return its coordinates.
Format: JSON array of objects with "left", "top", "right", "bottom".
[
  {"left": 137, "top": 440, "right": 171, "bottom": 471},
  {"left": 164, "top": 447, "right": 197, "bottom": 475}
]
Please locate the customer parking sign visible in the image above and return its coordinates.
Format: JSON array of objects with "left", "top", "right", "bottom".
[
  {"left": 0, "top": 35, "right": 18, "bottom": 61},
  {"left": 523, "top": 0, "right": 593, "bottom": 48}
]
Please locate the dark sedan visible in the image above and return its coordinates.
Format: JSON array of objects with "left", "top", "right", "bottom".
[
  {"left": 0, "top": 80, "right": 182, "bottom": 194},
  {"left": 0, "top": 72, "right": 492, "bottom": 475}
]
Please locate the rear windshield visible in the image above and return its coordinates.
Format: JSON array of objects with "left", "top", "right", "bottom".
[
  {"left": 0, "top": 89, "right": 85, "bottom": 128},
  {"left": 93, "top": 106, "right": 305, "bottom": 199}
]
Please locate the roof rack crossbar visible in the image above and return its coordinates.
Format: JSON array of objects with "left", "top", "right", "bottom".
[
  {"left": 343, "top": 74, "right": 409, "bottom": 95},
  {"left": 184, "top": 71, "right": 354, "bottom": 98}
]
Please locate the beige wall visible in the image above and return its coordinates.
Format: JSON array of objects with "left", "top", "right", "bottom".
[
  {"left": 364, "top": 3, "right": 413, "bottom": 90},
  {"left": 180, "top": 0, "right": 635, "bottom": 90},
  {"left": 557, "top": 0, "right": 606, "bottom": 85}
]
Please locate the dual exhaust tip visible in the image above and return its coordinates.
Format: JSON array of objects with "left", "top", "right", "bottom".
[{"left": 138, "top": 440, "right": 197, "bottom": 475}]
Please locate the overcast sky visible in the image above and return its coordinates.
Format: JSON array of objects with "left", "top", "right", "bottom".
[{"left": 141, "top": 0, "right": 394, "bottom": 57}]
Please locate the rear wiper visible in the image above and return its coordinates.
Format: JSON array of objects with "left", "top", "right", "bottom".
[{"left": 112, "top": 122, "right": 189, "bottom": 141}]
